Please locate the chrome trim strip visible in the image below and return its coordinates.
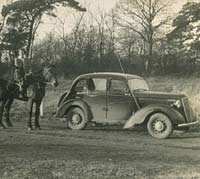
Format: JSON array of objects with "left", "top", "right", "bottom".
[{"left": 178, "top": 120, "right": 199, "bottom": 127}]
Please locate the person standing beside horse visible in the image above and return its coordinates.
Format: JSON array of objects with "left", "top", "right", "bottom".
[{"left": 13, "top": 53, "right": 27, "bottom": 99}]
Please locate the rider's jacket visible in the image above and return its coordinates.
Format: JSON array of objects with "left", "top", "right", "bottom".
[{"left": 14, "top": 58, "right": 25, "bottom": 82}]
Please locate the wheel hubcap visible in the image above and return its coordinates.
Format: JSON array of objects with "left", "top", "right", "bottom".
[
  {"left": 71, "top": 114, "right": 81, "bottom": 124},
  {"left": 154, "top": 120, "right": 165, "bottom": 132}
]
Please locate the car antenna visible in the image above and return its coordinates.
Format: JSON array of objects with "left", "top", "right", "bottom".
[
  {"left": 116, "top": 53, "right": 125, "bottom": 74},
  {"left": 116, "top": 53, "right": 140, "bottom": 109}
]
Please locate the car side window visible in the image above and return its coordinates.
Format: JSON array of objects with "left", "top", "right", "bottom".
[
  {"left": 74, "top": 79, "right": 88, "bottom": 92},
  {"left": 91, "top": 78, "right": 107, "bottom": 92},
  {"left": 110, "top": 79, "right": 128, "bottom": 94}
]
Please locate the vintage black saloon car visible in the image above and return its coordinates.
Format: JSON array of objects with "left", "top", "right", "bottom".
[{"left": 56, "top": 72, "right": 199, "bottom": 139}]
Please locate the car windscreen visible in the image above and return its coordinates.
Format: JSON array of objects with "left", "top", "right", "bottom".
[{"left": 128, "top": 78, "right": 149, "bottom": 91}]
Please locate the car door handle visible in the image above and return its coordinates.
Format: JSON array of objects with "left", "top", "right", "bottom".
[
  {"left": 88, "top": 94, "right": 97, "bottom": 97},
  {"left": 103, "top": 107, "right": 108, "bottom": 111},
  {"left": 125, "top": 92, "right": 131, "bottom": 96}
]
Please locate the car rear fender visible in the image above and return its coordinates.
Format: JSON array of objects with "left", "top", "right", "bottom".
[
  {"left": 56, "top": 99, "right": 91, "bottom": 121},
  {"left": 124, "top": 105, "right": 185, "bottom": 129},
  {"left": 57, "top": 91, "right": 68, "bottom": 107}
]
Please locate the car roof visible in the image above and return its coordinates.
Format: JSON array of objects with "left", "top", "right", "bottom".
[{"left": 76, "top": 72, "right": 143, "bottom": 80}]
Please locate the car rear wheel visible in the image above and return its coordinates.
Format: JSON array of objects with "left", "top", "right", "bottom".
[
  {"left": 147, "top": 113, "right": 173, "bottom": 139},
  {"left": 67, "top": 107, "right": 87, "bottom": 130}
]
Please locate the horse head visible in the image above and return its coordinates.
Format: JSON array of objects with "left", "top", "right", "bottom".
[{"left": 43, "top": 65, "right": 58, "bottom": 87}]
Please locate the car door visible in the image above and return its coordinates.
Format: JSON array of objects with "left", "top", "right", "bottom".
[
  {"left": 106, "top": 78, "right": 136, "bottom": 124},
  {"left": 82, "top": 77, "right": 107, "bottom": 123}
]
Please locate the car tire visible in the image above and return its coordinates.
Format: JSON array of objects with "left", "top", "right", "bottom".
[
  {"left": 67, "top": 107, "right": 87, "bottom": 130},
  {"left": 147, "top": 113, "right": 173, "bottom": 139}
]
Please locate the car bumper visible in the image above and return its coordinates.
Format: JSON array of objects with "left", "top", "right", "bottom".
[{"left": 177, "top": 120, "right": 199, "bottom": 128}]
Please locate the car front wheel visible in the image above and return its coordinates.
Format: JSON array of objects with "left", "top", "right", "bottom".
[
  {"left": 147, "top": 113, "right": 173, "bottom": 139},
  {"left": 67, "top": 107, "right": 87, "bottom": 130}
]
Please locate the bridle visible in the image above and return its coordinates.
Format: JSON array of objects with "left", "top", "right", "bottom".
[{"left": 42, "top": 67, "right": 58, "bottom": 87}]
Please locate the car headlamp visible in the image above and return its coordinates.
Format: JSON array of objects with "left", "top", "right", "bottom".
[{"left": 172, "top": 100, "right": 181, "bottom": 108}]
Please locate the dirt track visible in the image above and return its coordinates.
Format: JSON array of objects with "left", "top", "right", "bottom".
[{"left": 0, "top": 121, "right": 200, "bottom": 179}]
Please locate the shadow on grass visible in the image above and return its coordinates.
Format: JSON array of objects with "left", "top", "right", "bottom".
[{"left": 171, "top": 131, "right": 200, "bottom": 139}]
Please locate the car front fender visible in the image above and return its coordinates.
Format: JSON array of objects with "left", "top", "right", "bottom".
[
  {"left": 124, "top": 105, "right": 185, "bottom": 129},
  {"left": 56, "top": 99, "right": 91, "bottom": 121}
]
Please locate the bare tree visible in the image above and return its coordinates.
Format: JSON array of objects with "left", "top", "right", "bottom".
[
  {"left": 105, "top": 10, "right": 117, "bottom": 54},
  {"left": 71, "top": 12, "right": 86, "bottom": 57},
  {"left": 89, "top": 7, "right": 107, "bottom": 60},
  {"left": 116, "top": 0, "right": 170, "bottom": 72},
  {"left": 56, "top": 10, "right": 86, "bottom": 59}
]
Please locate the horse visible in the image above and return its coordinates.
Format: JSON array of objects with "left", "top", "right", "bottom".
[{"left": 0, "top": 66, "right": 58, "bottom": 130}]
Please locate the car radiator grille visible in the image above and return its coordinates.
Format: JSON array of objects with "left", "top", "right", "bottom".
[{"left": 182, "top": 97, "right": 195, "bottom": 122}]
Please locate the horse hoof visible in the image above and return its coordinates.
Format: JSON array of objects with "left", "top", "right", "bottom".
[
  {"left": 0, "top": 123, "right": 5, "bottom": 129},
  {"left": 7, "top": 123, "right": 13, "bottom": 127},
  {"left": 27, "top": 127, "right": 33, "bottom": 131}
]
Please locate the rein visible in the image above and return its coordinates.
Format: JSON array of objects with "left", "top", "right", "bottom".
[{"left": 27, "top": 71, "right": 53, "bottom": 88}]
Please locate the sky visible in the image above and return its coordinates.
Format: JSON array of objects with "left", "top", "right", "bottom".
[
  {"left": 37, "top": 0, "right": 118, "bottom": 39},
  {"left": 37, "top": 0, "right": 189, "bottom": 39},
  {"left": 0, "top": 0, "right": 194, "bottom": 40}
]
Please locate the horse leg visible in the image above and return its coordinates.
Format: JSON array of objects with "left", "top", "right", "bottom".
[
  {"left": 35, "top": 100, "right": 42, "bottom": 130},
  {"left": 5, "top": 98, "right": 14, "bottom": 127},
  {"left": 0, "top": 100, "right": 6, "bottom": 129},
  {"left": 27, "top": 99, "right": 34, "bottom": 131}
]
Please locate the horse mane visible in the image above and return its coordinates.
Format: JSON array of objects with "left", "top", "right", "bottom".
[
  {"left": 25, "top": 69, "right": 45, "bottom": 85},
  {"left": 33, "top": 69, "right": 43, "bottom": 75}
]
